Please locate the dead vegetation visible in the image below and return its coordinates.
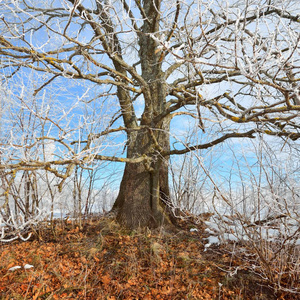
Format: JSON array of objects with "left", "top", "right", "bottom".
[{"left": 0, "top": 215, "right": 298, "bottom": 299}]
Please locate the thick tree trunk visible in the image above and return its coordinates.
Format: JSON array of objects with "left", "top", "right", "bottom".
[
  {"left": 112, "top": 0, "right": 173, "bottom": 229},
  {"left": 113, "top": 124, "right": 172, "bottom": 229}
]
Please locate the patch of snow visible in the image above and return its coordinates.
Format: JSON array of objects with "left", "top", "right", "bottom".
[
  {"left": 24, "top": 264, "right": 34, "bottom": 269},
  {"left": 8, "top": 266, "right": 22, "bottom": 271},
  {"left": 204, "top": 221, "right": 220, "bottom": 231},
  {"left": 190, "top": 228, "right": 198, "bottom": 232},
  {"left": 203, "top": 211, "right": 300, "bottom": 246},
  {"left": 205, "top": 227, "right": 216, "bottom": 235},
  {"left": 204, "top": 235, "right": 220, "bottom": 251},
  {"left": 224, "top": 233, "right": 239, "bottom": 242}
]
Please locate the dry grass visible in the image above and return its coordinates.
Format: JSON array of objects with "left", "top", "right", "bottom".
[{"left": 0, "top": 216, "right": 297, "bottom": 299}]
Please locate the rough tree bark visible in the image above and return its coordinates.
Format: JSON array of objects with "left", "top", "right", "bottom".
[
  {"left": 111, "top": 0, "right": 175, "bottom": 228},
  {"left": 112, "top": 127, "right": 172, "bottom": 228}
]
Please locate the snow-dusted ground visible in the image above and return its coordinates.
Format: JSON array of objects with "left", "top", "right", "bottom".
[{"left": 202, "top": 211, "right": 300, "bottom": 250}]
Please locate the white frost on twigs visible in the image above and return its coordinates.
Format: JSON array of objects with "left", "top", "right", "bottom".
[{"left": 0, "top": 208, "right": 47, "bottom": 243}]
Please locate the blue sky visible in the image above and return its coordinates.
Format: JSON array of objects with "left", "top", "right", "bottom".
[{"left": 1, "top": 0, "right": 299, "bottom": 194}]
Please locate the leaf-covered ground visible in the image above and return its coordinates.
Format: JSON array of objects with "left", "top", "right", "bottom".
[{"left": 0, "top": 216, "right": 296, "bottom": 299}]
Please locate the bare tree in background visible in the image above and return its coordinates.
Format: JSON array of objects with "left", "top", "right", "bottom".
[{"left": 0, "top": 0, "right": 299, "bottom": 229}]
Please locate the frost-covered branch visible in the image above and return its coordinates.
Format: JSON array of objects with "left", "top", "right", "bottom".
[{"left": 0, "top": 208, "right": 47, "bottom": 242}]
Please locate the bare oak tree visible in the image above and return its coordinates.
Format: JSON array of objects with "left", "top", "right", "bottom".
[{"left": 0, "top": 0, "right": 299, "bottom": 228}]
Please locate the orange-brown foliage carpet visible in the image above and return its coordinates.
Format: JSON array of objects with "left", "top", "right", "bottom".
[{"left": 0, "top": 217, "right": 294, "bottom": 299}]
